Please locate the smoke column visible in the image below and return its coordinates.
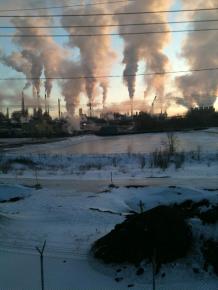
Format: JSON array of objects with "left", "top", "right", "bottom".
[
  {"left": 176, "top": 0, "right": 218, "bottom": 108},
  {"left": 61, "top": 5, "right": 116, "bottom": 111},
  {"left": 59, "top": 60, "right": 85, "bottom": 116},
  {"left": 1, "top": 16, "right": 65, "bottom": 107},
  {"left": 100, "top": 80, "right": 109, "bottom": 109},
  {"left": 1, "top": 13, "right": 86, "bottom": 117},
  {"left": 0, "top": 50, "right": 32, "bottom": 93},
  {"left": 115, "top": 0, "right": 172, "bottom": 109}
]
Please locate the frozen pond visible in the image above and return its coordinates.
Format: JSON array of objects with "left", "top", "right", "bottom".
[{"left": 7, "top": 128, "right": 218, "bottom": 155}]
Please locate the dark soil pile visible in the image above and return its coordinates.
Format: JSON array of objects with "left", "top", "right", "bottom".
[
  {"left": 92, "top": 205, "right": 192, "bottom": 270},
  {"left": 200, "top": 205, "right": 218, "bottom": 224},
  {"left": 172, "top": 199, "right": 210, "bottom": 219},
  {"left": 172, "top": 199, "right": 218, "bottom": 224},
  {"left": 202, "top": 239, "right": 218, "bottom": 276}
]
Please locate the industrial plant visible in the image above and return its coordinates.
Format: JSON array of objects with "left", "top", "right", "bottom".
[{"left": 0, "top": 92, "right": 217, "bottom": 138}]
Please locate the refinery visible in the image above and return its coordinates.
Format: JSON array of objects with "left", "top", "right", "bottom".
[{"left": 0, "top": 92, "right": 217, "bottom": 138}]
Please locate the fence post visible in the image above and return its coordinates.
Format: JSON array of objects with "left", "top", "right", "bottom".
[
  {"left": 36, "top": 240, "right": 46, "bottom": 290},
  {"left": 152, "top": 248, "right": 156, "bottom": 290}
]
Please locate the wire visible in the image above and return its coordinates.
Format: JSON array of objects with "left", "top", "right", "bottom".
[
  {"left": 1, "top": 28, "right": 218, "bottom": 37},
  {"left": 1, "top": 19, "right": 218, "bottom": 29},
  {"left": 1, "top": 67, "right": 217, "bottom": 81},
  {"left": 0, "top": 0, "right": 135, "bottom": 12},
  {"left": 0, "top": 7, "right": 218, "bottom": 18}
]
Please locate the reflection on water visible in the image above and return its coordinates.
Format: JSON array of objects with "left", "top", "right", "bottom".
[{"left": 46, "top": 130, "right": 218, "bottom": 155}]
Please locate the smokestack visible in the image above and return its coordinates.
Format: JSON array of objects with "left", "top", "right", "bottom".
[
  {"left": 6, "top": 107, "right": 9, "bottom": 119},
  {"left": 47, "top": 101, "right": 50, "bottom": 116},
  {"left": 58, "top": 98, "right": 61, "bottom": 119},
  {"left": 130, "top": 99, "right": 133, "bottom": 117},
  {"left": 88, "top": 102, "right": 92, "bottom": 117},
  {"left": 79, "top": 108, "right": 83, "bottom": 116},
  {"left": 21, "top": 91, "right": 25, "bottom": 115},
  {"left": 44, "top": 93, "right": 47, "bottom": 113},
  {"left": 37, "top": 92, "right": 40, "bottom": 111}
]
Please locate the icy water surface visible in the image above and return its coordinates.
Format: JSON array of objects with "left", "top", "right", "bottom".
[{"left": 9, "top": 128, "right": 218, "bottom": 155}]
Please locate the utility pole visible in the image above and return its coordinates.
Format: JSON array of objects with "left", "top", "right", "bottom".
[{"left": 36, "top": 240, "right": 46, "bottom": 290}]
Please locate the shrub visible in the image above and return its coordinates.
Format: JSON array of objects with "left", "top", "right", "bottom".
[
  {"left": 0, "top": 161, "right": 12, "bottom": 174},
  {"left": 138, "top": 155, "right": 146, "bottom": 169},
  {"left": 11, "top": 157, "right": 36, "bottom": 167},
  {"left": 162, "top": 132, "right": 178, "bottom": 155},
  {"left": 150, "top": 149, "right": 170, "bottom": 170}
]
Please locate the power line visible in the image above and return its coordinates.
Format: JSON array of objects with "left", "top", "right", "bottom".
[
  {"left": 1, "top": 19, "right": 218, "bottom": 29},
  {"left": 1, "top": 67, "right": 217, "bottom": 81},
  {"left": 0, "top": 0, "right": 135, "bottom": 12},
  {"left": 1, "top": 28, "right": 217, "bottom": 37},
  {"left": 0, "top": 7, "right": 218, "bottom": 18}
]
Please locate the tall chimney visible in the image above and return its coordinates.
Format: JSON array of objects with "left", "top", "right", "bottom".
[
  {"left": 37, "top": 92, "right": 40, "bottom": 111},
  {"left": 6, "top": 107, "right": 9, "bottom": 119},
  {"left": 44, "top": 93, "right": 47, "bottom": 113},
  {"left": 130, "top": 99, "right": 133, "bottom": 117},
  {"left": 87, "top": 102, "right": 92, "bottom": 117},
  {"left": 21, "top": 91, "right": 25, "bottom": 115},
  {"left": 58, "top": 98, "right": 61, "bottom": 119}
]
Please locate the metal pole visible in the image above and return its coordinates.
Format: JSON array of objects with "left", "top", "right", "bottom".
[
  {"left": 36, "top": 240, "right": 46, "bottom": 290},
  {"left": 152, "top": 248, "right": 156, "bottom": 290}
]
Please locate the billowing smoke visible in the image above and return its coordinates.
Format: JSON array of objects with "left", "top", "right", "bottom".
[
  {"left": 176, "top": 0, "right": 218, "bottom": 108},
  {"left": 0, "top": 51, "right": 32, "bottom": 92},
  {"left": 59, "top": 60, "right": 85, "bottom": 116},
  {"left": 61, "top": 5, "right": 116, "bottom": 109},
  {"left": 1, "top": 16, "right": 66, "bottom": 104},
  {"left": 103, "top": 98, "right": 148, "bottom": 114},
  {"left": 100, "top": 80, "right": 109, "bottom": 109},
  {"left": 115, "top": 0, "right": 172, "bottom": 105}
]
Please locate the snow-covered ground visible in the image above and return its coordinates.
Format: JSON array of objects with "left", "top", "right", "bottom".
[
  {"left": 0, "top": 129, "right": 217, "bottom": 289},
  {"left": 0, "top": 183, "right": 217, "bottom": 289}
]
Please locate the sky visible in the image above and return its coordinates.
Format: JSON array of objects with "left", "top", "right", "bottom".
[{"left": 0, "top": 0, "right": 217, "bottom": 117}]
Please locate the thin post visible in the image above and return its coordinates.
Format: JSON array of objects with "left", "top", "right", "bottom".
[
  {"left": 36, "top": 240, "right": 46, "bottom": 290},
  {"left": 110, "top": 171, "right": 113, "bottom": 184},
  {"left": 152, "top": 248, "right": 156, "bottom": 290},
  {"left": 35, "top": 167, "right": 38, "bottom": 185}
]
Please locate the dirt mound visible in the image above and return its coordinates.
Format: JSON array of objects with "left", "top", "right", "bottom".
[
  {"left": 172, "top": 199, "right": 210, "bottom": 219},
  {"left": 200, "top": 205, "right": 218, "bottom": 224},
  {"left": 92, "top": 206, "right": 192, "bottom": 271},
  {"left": 202, "top": 239, "right": 218, "bottom": 276}
]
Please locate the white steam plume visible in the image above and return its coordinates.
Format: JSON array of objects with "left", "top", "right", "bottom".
[
  {"left": 61, "top": 5, "right": 116, "bottom": 109},
  {"left": 115, "top": 0, "right": 172, "bottom": 105},
  {"left": 59, "top": 60, "right": 85, "bottom": 116},
  {"left": 176, "top": 0, "right": 218, "bottom": 108},
  {"left": 2, "top": 16, "right": 66, "bottom": 103}
]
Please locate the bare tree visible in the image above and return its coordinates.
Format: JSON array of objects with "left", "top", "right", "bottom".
[{"left": 163, "top": 132, "right": 179, "bottom": 155}]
